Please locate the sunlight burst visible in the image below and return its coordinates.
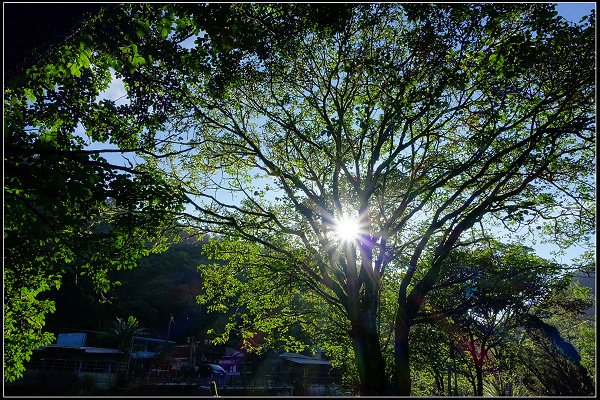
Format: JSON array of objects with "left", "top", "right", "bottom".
[{"left": 334, "top": 216, "right": 361, "bottom": 243}]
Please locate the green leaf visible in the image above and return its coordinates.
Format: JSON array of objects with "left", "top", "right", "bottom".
[
  {"left": 24, "top": 89, "right": 36, "bottom": 103},
  {"left": 69, "top": 63, "right": 81, "bottom": 77},
  {"left": 80, "top": 53, "right": 91, "bottom": 68},
  {"left": 132, "top": 55, "right": 146, "bottom": 66},
  {"left": 13, "top": 108, "right": 23, "bottom": 121}
]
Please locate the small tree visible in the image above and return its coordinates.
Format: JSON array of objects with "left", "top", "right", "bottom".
[
  {"left": 111, "top": 315, "right": 148, "bottom": 351},
  {"left": 109, "top": 315, "right": 148, "bottom": 378}
]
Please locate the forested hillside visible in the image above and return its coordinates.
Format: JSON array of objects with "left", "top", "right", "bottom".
[{"left": 44, "top": 236, "right": 213, "bottom": 344}]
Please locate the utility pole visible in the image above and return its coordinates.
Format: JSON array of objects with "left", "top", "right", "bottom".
[
  {"left": 163, "top": 314, "right": 174, "bottom": 367},
  {"left": 188, "top": 336, "right": 195, "bottom": 367}
]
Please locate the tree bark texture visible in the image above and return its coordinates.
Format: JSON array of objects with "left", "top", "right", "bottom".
[
  {"left": 476, "top": 365, "right": 484, "bottom": 396},
  {"left": 349, "top": 311, "right": 389, "bottom": 395},
  {"left": 392, "top": 310, "right": 412, "bottom": 395}
]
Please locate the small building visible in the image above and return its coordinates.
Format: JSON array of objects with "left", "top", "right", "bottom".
[
  {"left": 217, "top": 347, "right": 245, "bottom": 376},
  {"left": 232, "top": 350, "right": 340, "bottom": 396},
  {"left": 14, "top": 333, "right": 126, "bottom": 393},
  {"left": 131, "top": 336, "right": 176, "bottom": 361},
  {"left": 275, "top": 351, "right": 335, "bottom": 395},
  {"left": 129, "top": 336, "right": 176, "bottom": 380}
]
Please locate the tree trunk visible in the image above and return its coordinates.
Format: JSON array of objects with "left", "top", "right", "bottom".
[
  {"left": 349, "top": 318, "right": 388, "bottom": 395},
  {"left": 434, "top": 373, "right": 443, "bottom": 394},
  {"left": 392, "top": 310, "right": 411, "bottom": 396},
  {"left": 475, "top": 365, "right": 484, "bottom": 396},
  {"left": 469, "top": 376, "right": 477, "bottom": 396},
  {"left": 447, "top": 364, "right": 452, "bottom": 395}
]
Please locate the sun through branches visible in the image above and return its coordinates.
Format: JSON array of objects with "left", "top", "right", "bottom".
[{"left": 333, "top": 215, "right": 362, "bottom": 244}]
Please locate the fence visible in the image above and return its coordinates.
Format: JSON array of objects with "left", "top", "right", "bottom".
[
  {"left": 226, "top": 372, "right": 336, "bottom": 388},
  {"left": 26, "top": 358, "right": 126, "bottom": 374}
]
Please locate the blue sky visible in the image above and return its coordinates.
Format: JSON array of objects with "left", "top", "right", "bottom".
[{"left": 555, "top": 2, "right": 595, "bottom": 23}]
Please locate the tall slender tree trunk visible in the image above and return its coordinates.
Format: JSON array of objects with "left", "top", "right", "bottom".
[
  {"left": 475, "top": 365, "right": 484, "bottom": 396},
  {"left": 349, "top": 308, "right": 388, "bottom": 395},
  {"left": 392, "top": 309, "right": 411, "bottom": 396},
  {"left": 434, "top": 373, "right": 443, "bottom": 394},
  {"left": 447, "top": 363, "right": 452, "bottom": 395},
  {"left": 468, "top": 375, "right": 477, "bottom": 396}
]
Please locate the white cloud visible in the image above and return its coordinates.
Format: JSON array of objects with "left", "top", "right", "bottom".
[{"left": 96, "top": 69, "right": 130, "bottom": 106}]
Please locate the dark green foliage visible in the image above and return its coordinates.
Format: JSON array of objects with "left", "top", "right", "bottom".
[
  {"left": 109, "top": 239, "right": 210, "bottom": 341},
  {"left": 412, "top": 243, "right": 595, "bottom": 396},
  {"left": 3, "top": 3, "right": 595, "bottom": 394},
  {"left": 4, "top": 4, "right": 352, "bottom": 380},
  {"left": 519, "top": 326, "right": 594, "bottom": 395},
  {"left": 43, "top": 237, "right": 211, "bottom": 344},
  {"left": 4, "top": 4, "right": 188, "bottom": 382}
]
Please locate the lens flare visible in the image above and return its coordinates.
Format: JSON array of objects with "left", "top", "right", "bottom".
[{"left": 334, "top": 216, "right": 361, "bottom": 243}]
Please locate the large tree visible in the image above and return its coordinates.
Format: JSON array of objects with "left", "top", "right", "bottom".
[
  {"left": 4, "top": 3, "right": 594, "bottom": 394},
  {"left": 166, "top": 4, "right": 595, "bottom": 395},
  {"left": 421, "top": 242, "right": 593, "bottom": 395}
]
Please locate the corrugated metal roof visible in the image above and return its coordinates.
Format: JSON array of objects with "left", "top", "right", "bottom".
[
  {"left": 279, "top": 352, "right": 312, "bottom": 359},
  {"left": 38, "top": 345, "right": 86, "bottom": 352},
  {"left": 131, "top": 351, "right": 158, "bottom": 359},
  {"left": 279, "top": 352, "right": 331, "bottom": 365},
  {"left": 287, "top": 358, "right": 331, "bottom": 365},
  {"left": 36, "top": 345, "right": 122, "bottom": 354},
  {"left": 81, "top": 347, "right": 122, "bottom": 354},
  {"left": 133, "top": 336, "right": 175, "bottom": 344}
]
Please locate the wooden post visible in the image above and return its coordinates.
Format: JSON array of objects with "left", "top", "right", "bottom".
[{"left": 210, "top": 380, "right": 219, "bottom": 397}]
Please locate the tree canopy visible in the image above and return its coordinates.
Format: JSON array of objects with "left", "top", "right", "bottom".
[
  {"left": 3, "top": 2, "right": 354, "bottom": 383},
  {"left": 4, "top": 4, "right": 188, "bottom": 381},
  {"left": 4, "top": 3, "right": 595, "bottom": 394}
]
